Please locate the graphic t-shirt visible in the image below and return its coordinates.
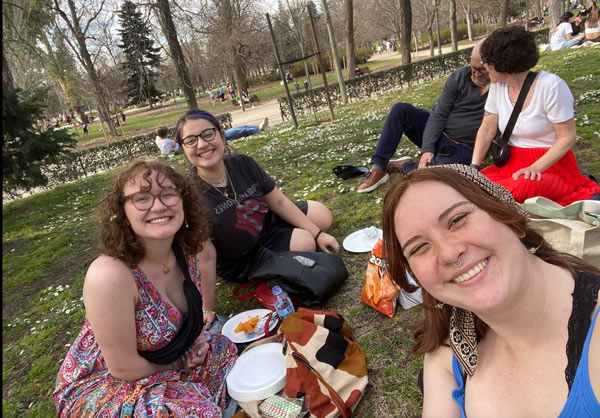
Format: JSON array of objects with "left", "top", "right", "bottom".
[
  {"left": 551, "top": 22, "right": 574, "bottom": 50},
  {"left": 190, "top": 154, "right": 276, "bottom": 260}
]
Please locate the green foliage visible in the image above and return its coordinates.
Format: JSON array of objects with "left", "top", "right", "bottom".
[
  {"left": 117, "top": 0, "right": 161, "bottom": 105},
  {"left": 2, "top": 88, "right": 77, "bottom": 197},
  {"left": 416, "top": 23, "right": 488, "bottom": 49}
]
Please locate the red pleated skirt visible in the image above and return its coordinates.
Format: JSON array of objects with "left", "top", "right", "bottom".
[{"left": 481, "top": 147, "right": 599, "bottom": 206}]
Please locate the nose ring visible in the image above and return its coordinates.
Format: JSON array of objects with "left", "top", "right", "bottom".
[{"left": 454, "top": 258, "right": 462, "bottom": 267}]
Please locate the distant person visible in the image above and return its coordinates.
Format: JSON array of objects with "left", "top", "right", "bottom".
[
  {"left": 358, "top": 40, "right": 490, "bottom": 193},
  {"left": 155, "top": 126, "right": 182, "bottom": 156},
  {"left": 585, "top": 8, "right": 600, "bottom": 42},
  {"left": 303, "top": 79, "right": 309, "bottom": 91},
  {"left": 551, "top": 12, "right": 585, "bottom": 50},
  {"left": 294, "top": 81, "right": 300, "bottom": 93},
  {"left": 82, "top": 123, "right": 88, "bottom": 137},
  {"left": 120, "top": 111, "right": 126, "bottom": 125},
  {"left": 208, "top": 89, "right": 216, "bottom": 107},
  {"left": 223, "top": 117, "right": 269, "bottom": 140}
]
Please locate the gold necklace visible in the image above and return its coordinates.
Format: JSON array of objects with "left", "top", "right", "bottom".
[
  {"left": 203, "top": 167, "right": 238, "bottom": 202},
  {"left": 145, "top": 254, "right": 172, "bottom": 274}
]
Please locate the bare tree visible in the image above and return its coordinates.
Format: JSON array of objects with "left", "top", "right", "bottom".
[
  {"left": 364, "top": 0, "right": 411, "bottom": 64},
  {"left": 345, "top": 0, "right": 355, "bottom": 79},
  {"left": 152, "top": 0, "right": 197, "bottom": 109},
  {"left": 52, "top": 0, "right": 117, "bottom": 136},
  {"left": 498, "top": 0, "right": 509, "bottom": 27},
  {"left": 459, "top": 0, "right": 474, "bottom": 41}
]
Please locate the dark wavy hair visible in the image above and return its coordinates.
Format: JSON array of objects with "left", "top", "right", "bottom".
[
  {"left": 99, "top": 160, "right": 211, "bottom": 265},
  {"left": 561, "top": 11, "right": 574, "bottom": 22},
  {"left": 381, "top": 167, "right": 600, "bottom": 355},
  {"left": 174, "top": 109, "right": 225, "bottom": 146},
  {"left": 481, "top": 26, "right": 539, "bottom": 73}
]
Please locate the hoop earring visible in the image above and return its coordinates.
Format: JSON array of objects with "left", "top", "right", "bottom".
[
  {"left": 435, "top": 302, "right": 445, "bottom": 310},
  {"left": 528, "top": 237, "right": 544, "bottom": 254},
  {"left": 185, "top": 217, "right": 189, "bottom": 229}
]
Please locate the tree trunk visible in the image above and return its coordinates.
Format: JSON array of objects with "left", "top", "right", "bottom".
[
  {"left": 499, "top": 0, "right": 509, "bottom": 27},
  {"left": 463, "top": 1, "right": 473, "bottom": 41},
  {"left": 450, "top": 0, "right": 458, "bottom": 51},
  {"left": 2, "top": 52, "right": 15, "bottom": 92},
  {"left": 549, "top": 0, "right": 562, "bottom": 30},
  {"left": 345, "top": 0, "right": 356, "bottom": 80},
  {"left": 428, "top": 30, "right": 434, "bottom": 57},
  {"left": 55, "top": 0, "right": 117, "bottom": 137},
  {"left": 400, "top": 0, "right": 412, "bottom": 64},
  {"left": 154, "top": 0, "right": 197, "bottom": 109}
]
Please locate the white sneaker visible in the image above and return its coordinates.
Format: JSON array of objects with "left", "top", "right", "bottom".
[{"left": 259, "top": 117, "right": 269, "bottom": 131}]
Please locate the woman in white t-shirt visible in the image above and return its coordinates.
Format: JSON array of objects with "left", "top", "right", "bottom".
[
  {"left": 471, "top": 26, "right": 599, "bottom": 206},
  {"left": 585, "top": 8, "right": 600, "bottom": 42},
  {"left": 551, "top": 11, "right": 585, "bottom": 50}
]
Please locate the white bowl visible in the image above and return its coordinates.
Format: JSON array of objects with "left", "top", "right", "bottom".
[{"left": 226, "top": 343, "right": 286, "bottom": 402}]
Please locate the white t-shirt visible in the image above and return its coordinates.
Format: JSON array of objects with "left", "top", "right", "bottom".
[
  {"left": 155, "top": 136, "right": 173, "bottom": 154},
  {"left": 485, "top": 71, "right": 574, "bottom": 149},
  {"left": 551, "top": 22, "right": 573, "bottom": 50}
]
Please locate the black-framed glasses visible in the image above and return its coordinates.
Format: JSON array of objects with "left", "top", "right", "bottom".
[
  {"left": 124, "top": 188, "right": 181, "bottom": 210},
  {"left": 471, "top": 65, "right": 488, "bottom": 75},
  {"left": 181, "top": 128, "right": 218, "bottom": 147}
]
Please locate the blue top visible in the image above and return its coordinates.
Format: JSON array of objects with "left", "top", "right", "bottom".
[{"left": 451, "top": 305, "right": 600, "bottom": 417}]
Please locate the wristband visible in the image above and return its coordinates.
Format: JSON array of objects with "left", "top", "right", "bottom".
[
  {"left": 469, "top": 164, "right": 481, "bottom": 170},
  {"left": 202, "top": 309, "right": 216, "bottom": 316},
  {"left": 314, "top": 230, "right": 323, "bottom": 241}
]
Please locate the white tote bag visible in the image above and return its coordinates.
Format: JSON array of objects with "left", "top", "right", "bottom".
[{"left": 519, "top": 197, "right": 600, "bottom": 268}]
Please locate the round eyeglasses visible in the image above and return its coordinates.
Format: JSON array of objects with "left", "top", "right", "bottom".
[
  {"left": 471, "top": 65, "right": 488, "bottom": 76},
  {"left": 181, "top": 128, "right": 218, "bottom": 148},
  {"left": 124, "top": 188, "right": 181, "bottom": 211}
]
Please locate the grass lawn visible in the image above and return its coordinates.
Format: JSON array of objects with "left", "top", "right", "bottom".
[{"left": 2, "top": 46, "right": 599, "bottom": 417}]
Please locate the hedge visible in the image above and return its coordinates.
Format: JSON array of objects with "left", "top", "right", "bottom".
[
  {"left": 5, "top": 113, "right": 232, "bottom": 198},
  {"left": 279, "top": 48, "right": 473, "bottom": 119}
]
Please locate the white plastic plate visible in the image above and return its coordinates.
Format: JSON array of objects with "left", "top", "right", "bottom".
[
  {"left": 342, "top": 226, "right": 383, "bottom": 253},
  {"left": 221, "top": 308, "right": 278, "bottom": 344},
  {"left": 226, "top": 342, "right": 286, "bottom": 402}
]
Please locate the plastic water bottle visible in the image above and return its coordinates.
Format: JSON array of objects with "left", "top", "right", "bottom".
[{"left": 272, "top": 285, "right": 294, "bottom": 319}]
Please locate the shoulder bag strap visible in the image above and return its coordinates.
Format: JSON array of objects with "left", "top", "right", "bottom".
[
  {"left": 500, "top": 71, "right": 538, "bottom": 143},
  {"left": 291, "top": 352, "right": 353, "bottom": 418}
]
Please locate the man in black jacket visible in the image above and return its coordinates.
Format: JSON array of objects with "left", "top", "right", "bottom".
[{"left": 358, "top": 40, "right": 490, "bottom": 193}]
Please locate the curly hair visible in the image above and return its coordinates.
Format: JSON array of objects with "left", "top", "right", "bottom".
[
  {"left": 481, "top": 26, "right": 539, "bottom": 73},
  {"left": 381, "top": 167, "right": 600, "bottom": 356},
  {"left": 99, "top": 160, "right": 211, "bottom": 266}
]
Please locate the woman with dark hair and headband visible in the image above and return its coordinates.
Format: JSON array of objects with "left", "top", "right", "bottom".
[
  {"left": 54, "top": 161, "right": 237, "bottom": 417},
  {"left": 174, "top": 109, "right": 339, "bottom": 283},
  {"left": 382, "top": 164, "right": 600, "bottom": 417}
]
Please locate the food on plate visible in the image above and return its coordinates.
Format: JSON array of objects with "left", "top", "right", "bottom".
[{"left": 234, "top": 315, "right": 259, "bottom": 334}]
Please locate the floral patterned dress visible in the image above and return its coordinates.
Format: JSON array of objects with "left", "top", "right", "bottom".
[{"left": 53, "top": 256, "right": 238, "bottom": 417}]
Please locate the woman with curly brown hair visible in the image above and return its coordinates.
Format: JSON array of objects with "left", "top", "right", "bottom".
[
  {"left": 471, "top": 26, "right": 598, "bottom": 206},
  {"left": 53, "top": 160, "right": 238, "bottom": 417},
  {"left": 382, "top": 164, "right": 600, "bottom": 417}
]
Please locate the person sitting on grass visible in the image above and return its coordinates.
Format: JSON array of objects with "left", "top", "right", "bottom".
[
  {"left": 358, "top": 39, "right": 490, "bottom": 193},
  {"left": 53, "top": 160, "right": 238, "bottom": 417},
  {"left": 585, "top": 8, "right": 600, "bottom": 42},
  {"left": 551, "top": 12, "right": 585, "bottom": 50},
  {"left": 155, "top": 126, "right": 182, "bottom": 156},
  {"left": 382, "top": 164, "right": 600, "bottom": 418},
  {"left": 471, "top": 26, "right": 599, "bottom": 205},
  {"left": 174, "top": 109, "right": 339, "bottom": 284}
]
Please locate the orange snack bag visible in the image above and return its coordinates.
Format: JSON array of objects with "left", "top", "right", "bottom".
[
  {"left": 234, "top": 315, "right": 259, "bottom": 334},
  {"left": 361, "top": 239, "right": 400, "bottom": 318}
]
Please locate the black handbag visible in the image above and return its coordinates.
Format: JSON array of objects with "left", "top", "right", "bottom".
[
  {"left": 489, "top": 71, "right": 537, "bottom": 167},
  {"left": 247, "top": 246, "right": 348, "bottom": 305}
]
